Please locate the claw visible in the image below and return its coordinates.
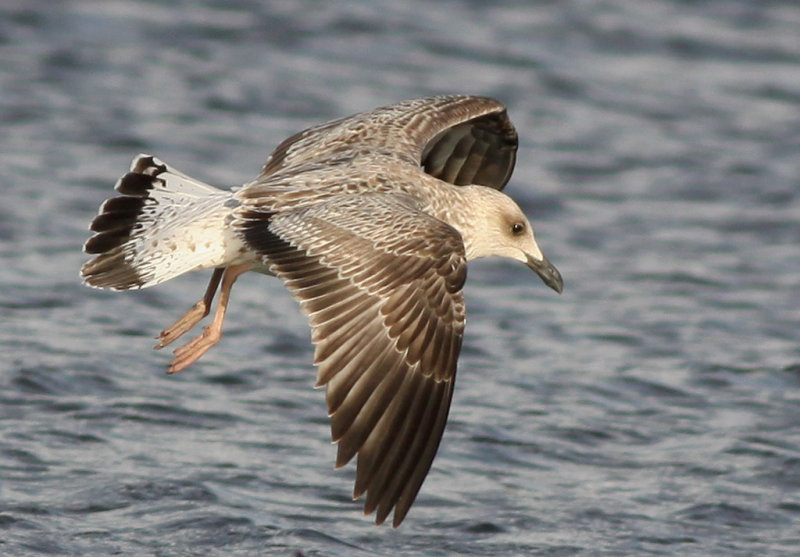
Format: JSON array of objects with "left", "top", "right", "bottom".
[
  {"left": 161, "top": 264, "right": 249, "bottom": 373},
  {"left": 153, "top": 268, "right": 224, "bottom": 350}
]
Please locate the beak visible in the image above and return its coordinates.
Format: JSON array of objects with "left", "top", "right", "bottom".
[{"left": 526, "top": 253, "right": 563, "bottom": 294}]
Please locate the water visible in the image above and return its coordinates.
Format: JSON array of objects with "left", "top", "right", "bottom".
[{"left": 2, "top": 0, "right": 799, "bottom": 555}]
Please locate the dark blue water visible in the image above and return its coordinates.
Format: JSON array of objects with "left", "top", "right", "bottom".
[{"left": 2, "top": 1, "right": 799, "bottom": 555}]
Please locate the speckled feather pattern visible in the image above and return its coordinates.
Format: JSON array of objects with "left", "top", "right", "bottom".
[{"left": 81, "top": 95, "right": 559, "bottom": 527}]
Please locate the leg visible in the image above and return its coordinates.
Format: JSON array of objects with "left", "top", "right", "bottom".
[
  {"left": 166, "top": 263, "right": 250, "bottom": 374},
  {"left": 155, "top": 268, "right": 224, "bottom": 349}
]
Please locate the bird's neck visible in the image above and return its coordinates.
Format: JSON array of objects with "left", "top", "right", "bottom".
[{"left": 423, "top": 183, "right": 491, "bottom": 261}]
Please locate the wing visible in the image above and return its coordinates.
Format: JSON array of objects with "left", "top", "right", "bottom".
[
  {"left": 258, "top": 95, "right": 518, "bottom": 190},
  {"left": 238, "top": 193, "right": 467, "bottom": 526}
]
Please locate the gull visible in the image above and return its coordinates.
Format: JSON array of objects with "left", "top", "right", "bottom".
[{"left": 81, "top": 95, "right": 563, "bottom": 527}]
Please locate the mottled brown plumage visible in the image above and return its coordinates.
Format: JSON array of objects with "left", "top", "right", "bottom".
[{"left": 81, "top": 95, "right": 563, "bottom": 527}]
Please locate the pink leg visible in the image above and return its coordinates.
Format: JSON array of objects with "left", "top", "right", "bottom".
[
  {"left": 166, "top": 263, "right": 250, "bottom": 374},
  {"left": 155, "top": 268, "right": 224, "bottom": 349}
]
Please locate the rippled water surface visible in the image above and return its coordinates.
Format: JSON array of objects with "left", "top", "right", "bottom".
[{"left": 2, "top": 1, "right": 800, "bottom": 555}]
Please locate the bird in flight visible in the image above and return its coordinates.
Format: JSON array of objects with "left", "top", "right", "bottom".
[{"left": 81, "top": 95, "right": 563, "bottom": 527}]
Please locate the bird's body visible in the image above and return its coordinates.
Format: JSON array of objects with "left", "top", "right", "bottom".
[{"left": 81, "top": 95, "right": 562, "bottom": 527}]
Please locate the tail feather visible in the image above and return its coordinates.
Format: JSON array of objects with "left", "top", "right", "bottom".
[
  {"left": 85, "top": 196, "right": 148, "bottom": 255},
  {"left": 81, "top": 154, "right": 235, "bottom": 290}
]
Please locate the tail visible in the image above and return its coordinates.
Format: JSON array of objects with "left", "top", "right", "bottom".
[{"left": 81, "top": 154, "right": 235, "bottom": 290}]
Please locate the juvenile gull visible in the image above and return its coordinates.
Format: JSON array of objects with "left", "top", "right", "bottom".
[{"left": 81, "top": 95, "right": 563, "bottom": 527}]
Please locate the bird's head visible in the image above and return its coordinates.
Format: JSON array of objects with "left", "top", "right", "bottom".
[{"left": 458, "top": 187, "right": 563, "bottom": 294}]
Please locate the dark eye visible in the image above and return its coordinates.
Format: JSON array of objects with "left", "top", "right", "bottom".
[{"left": 511, "top": 222, "right": 525, "bottom": 235}]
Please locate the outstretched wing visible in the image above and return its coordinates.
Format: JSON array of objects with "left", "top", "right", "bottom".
[
  {"left": 259, "top": 95, "right": 518, "bottom": 190},
  {"left": 238, "top": 193, "right": 467, "bottom": 527}
]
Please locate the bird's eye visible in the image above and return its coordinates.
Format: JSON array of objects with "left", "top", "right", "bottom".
[{"left": 511, "top": 222, "right": 525, "bottom": 235}]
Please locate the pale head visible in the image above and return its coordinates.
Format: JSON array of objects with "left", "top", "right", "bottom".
[{"left": 455, "top": 186, "right": 563, "bottom": 293}]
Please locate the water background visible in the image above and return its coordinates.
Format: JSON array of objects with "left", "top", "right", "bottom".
[{"left": 2, "top": 1, "right": 800, "bottom": 555}]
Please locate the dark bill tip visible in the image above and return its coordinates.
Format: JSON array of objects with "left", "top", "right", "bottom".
[{"left": 526, "top": 253, "right": 563, "bottom": 294}]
